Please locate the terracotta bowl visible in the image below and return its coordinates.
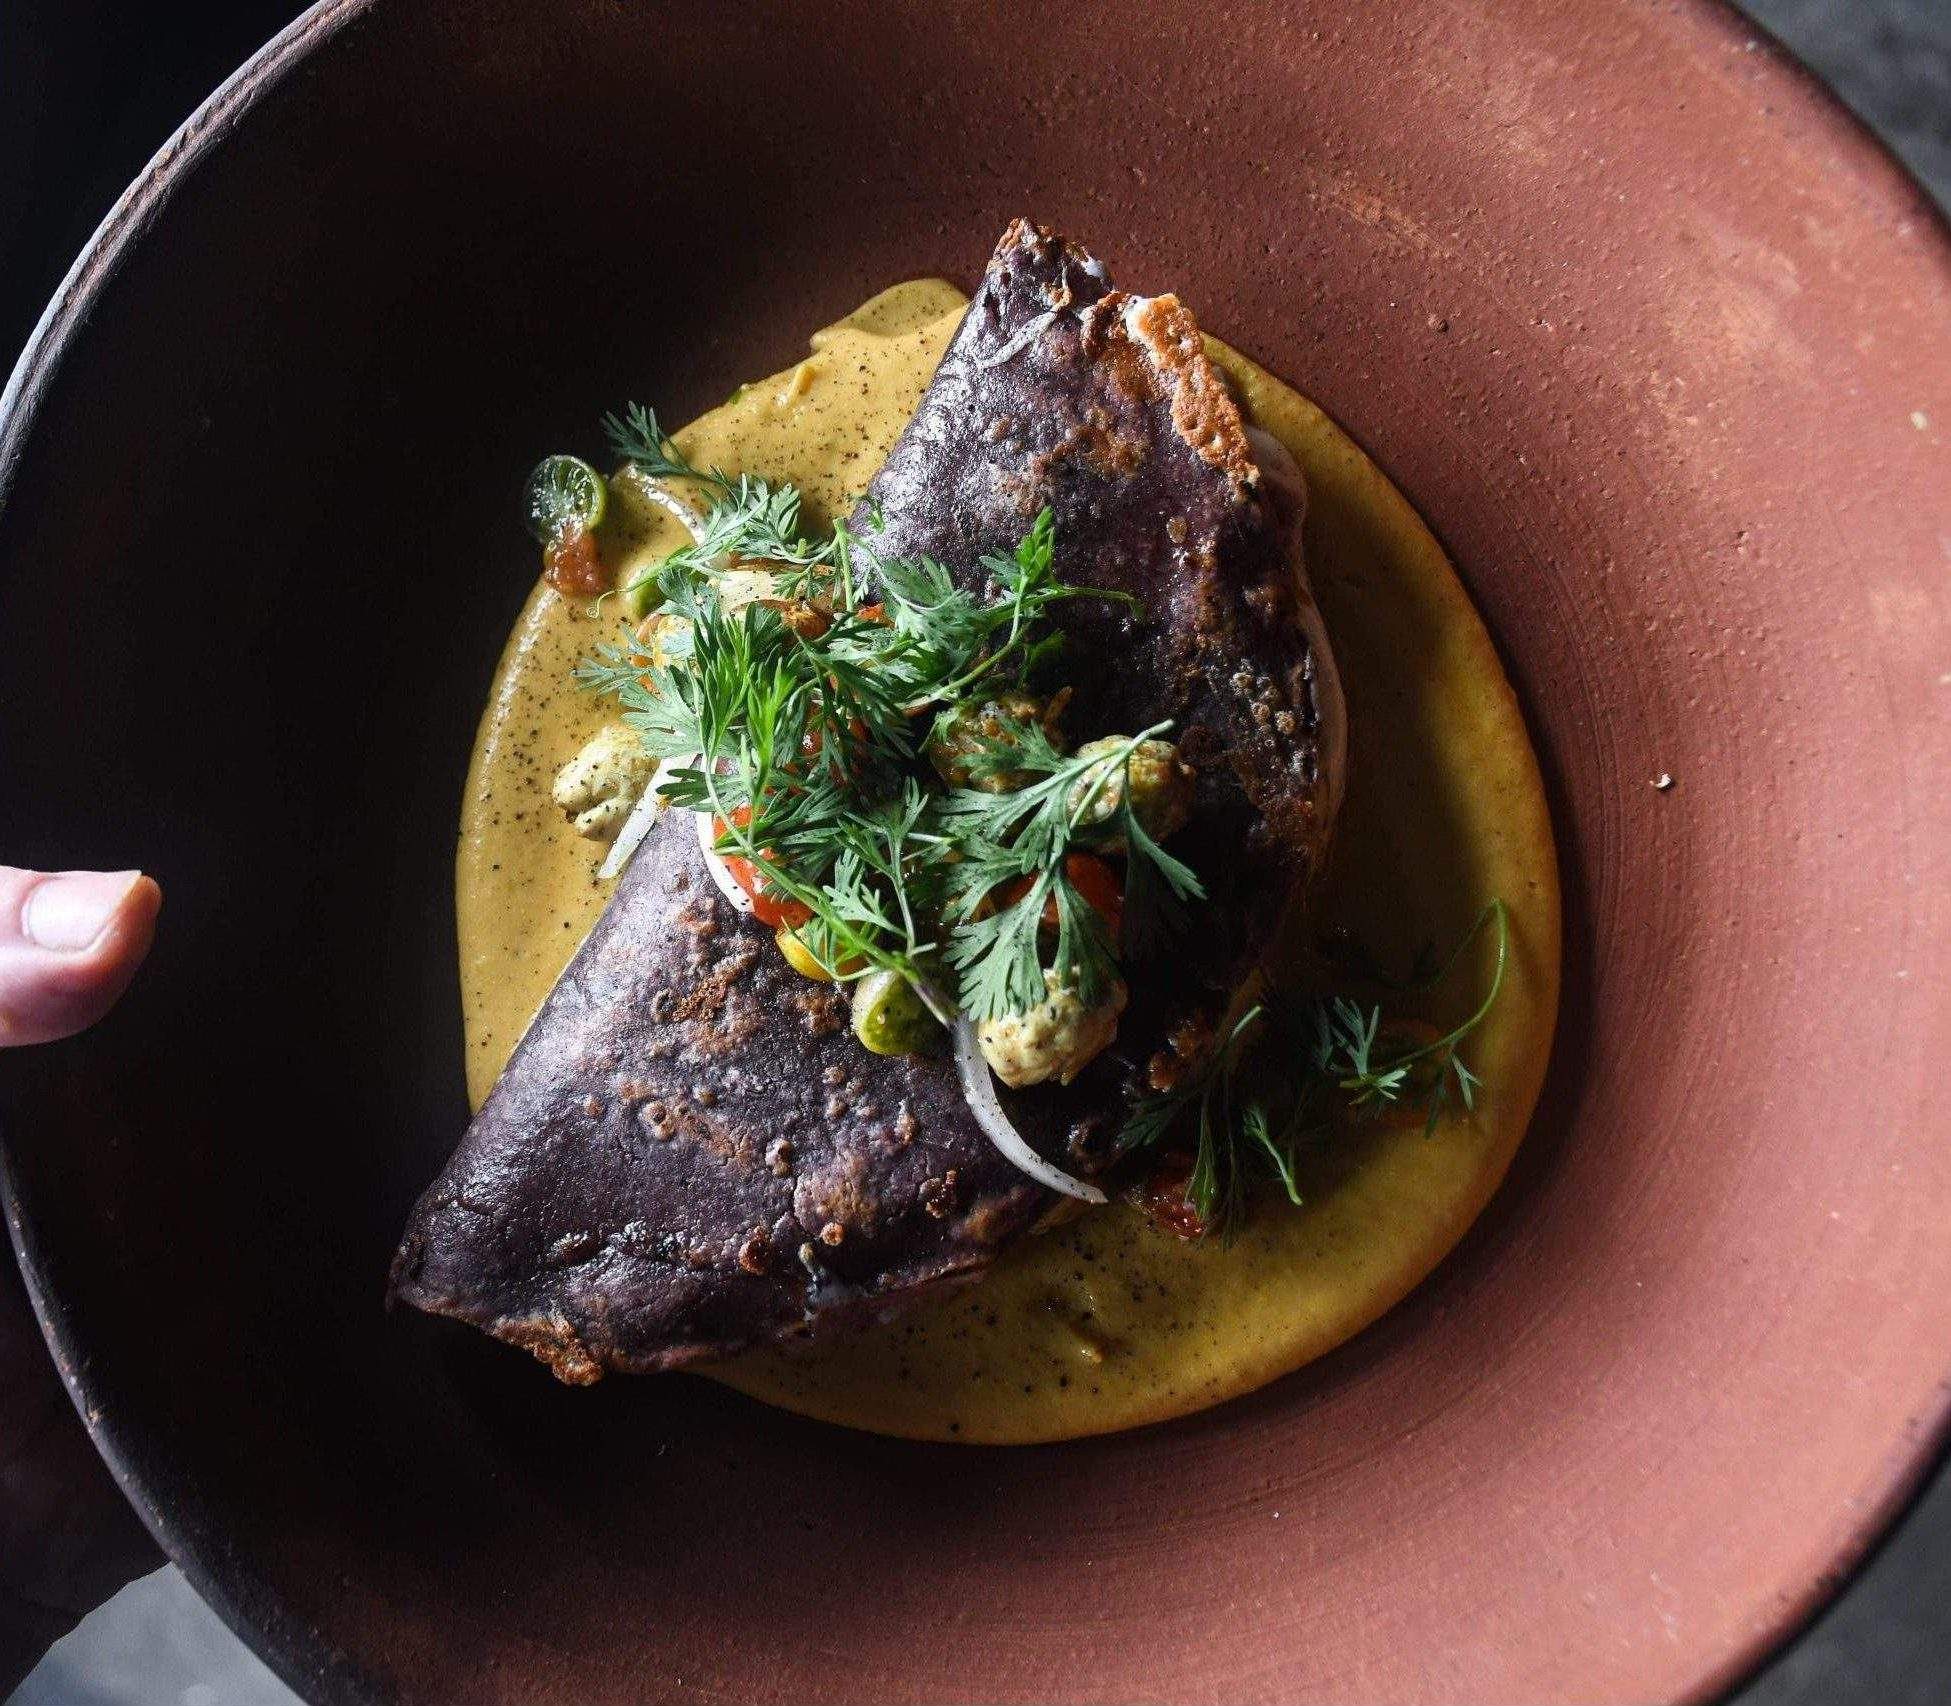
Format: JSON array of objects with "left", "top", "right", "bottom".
[{"left": 3, "top": 1, "right": 1947, "bottom": 1701}]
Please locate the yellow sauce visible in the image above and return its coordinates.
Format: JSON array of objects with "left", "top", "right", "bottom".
[{"left": 457, "top": 281, "right": 1560, "bottom": 1443}]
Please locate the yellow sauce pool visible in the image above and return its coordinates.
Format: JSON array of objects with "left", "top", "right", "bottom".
[{"left": 456, "top": 281, "right": 1560, "bottom": 1442}]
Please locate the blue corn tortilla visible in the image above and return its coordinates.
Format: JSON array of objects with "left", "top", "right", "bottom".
[{"left": 388, "top": 221, "right": 1340, "bottom": 1381}]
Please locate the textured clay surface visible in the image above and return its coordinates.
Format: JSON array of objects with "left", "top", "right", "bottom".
[{"left": 1, "top": 2, "right": 1948, "bottom": 1703}]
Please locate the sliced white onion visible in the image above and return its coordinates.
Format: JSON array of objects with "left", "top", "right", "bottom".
[
  {"left": 593, "top": 757, "right": 671, "bottom": 878},
  {"left": 595, "top": 756, "right": 683, "bottom": 880},
  {"left": 908, "top": 977, "right": 961, "bottom": 1029},
  {"left": 631, "top": 474, "right": 710, "bottom": 536},
  {"left": 695, "top": 810, "right": 755, "bottom": 915},
  {"left": 952, "top": 1018, "right": 1107, "bottom": 1204},
  {"left": 614, "top": 475, "right": 736, "bottom": 604},
  {"left": 596, "top": 792, "right": 659, "bottom": 880},
  {"left": 590, "top": 745, "right": 757, "bottom": 918},
  {"left": 716, "top": 566, "right": 779, "bottom": 611}
]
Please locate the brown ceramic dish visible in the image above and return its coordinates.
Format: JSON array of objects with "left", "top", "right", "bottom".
[{"left": 2, "top": 1, "right": 1947, "bottom": 1701}]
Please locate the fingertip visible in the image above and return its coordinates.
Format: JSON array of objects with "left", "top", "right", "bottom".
[
  {"left": 115, "top": 872, "right": 163, "bottom": 949},
  {"left": 0, "top": 869, "right": 163, "bottom": 1047},
  {"left": 89, "top": 871, "right": 161, "bottom": 988}
]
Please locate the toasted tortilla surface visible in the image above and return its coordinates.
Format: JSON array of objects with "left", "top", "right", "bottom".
[{"left": 455, "top": 281, "right": 1559, "bottom": 1442}]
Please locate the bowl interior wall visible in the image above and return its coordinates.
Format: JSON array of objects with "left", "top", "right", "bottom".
[{"left": 2, "top": 2, "right": 1948, "bottom": 1701}]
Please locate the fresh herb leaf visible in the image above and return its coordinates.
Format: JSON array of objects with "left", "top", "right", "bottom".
[
  {"left": 934, "top": 721, "right": 1183, "bottom": 1019},
  {"left": 1189, "top": 1007, "right": 1264, "bottom": 1229},
  {"left": 1246, "top": 1103, "right": 1305, "bottom": 1206},
  {"left": 862, "top": 509, "right": 1140, "bottom": 712},
  {"left": 572, "top": 409, "right": 1214, "bottom": 1047},
  {"left": 602, "top": 402, "right": 734, "bottom": 495},
  {"left": 1118, "top": 901, "right": 1511, "bottom": 1232},
  {"left": 1310, "top": 901, "right": 1511, "bottom": 1138},
  {"left": 1118, "top": 796, "right": 1205, "bottom": 957}
]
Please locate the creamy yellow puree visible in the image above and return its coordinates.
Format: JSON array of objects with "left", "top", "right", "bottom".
[{"left": 457, "top": 281, "right": 1559, "bottom": 1443}]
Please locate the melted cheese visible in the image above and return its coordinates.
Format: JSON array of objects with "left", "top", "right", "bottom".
[{"left": 456, "top": 281, "right": 1560, "bottom": 1442}]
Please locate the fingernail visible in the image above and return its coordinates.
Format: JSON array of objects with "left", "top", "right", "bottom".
[{"left": 22, "top": 870, "right": 145, "bottom": 953}]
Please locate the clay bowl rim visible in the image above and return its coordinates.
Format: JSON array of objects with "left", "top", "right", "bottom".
[{"left": 3, "top": 1, "right": 1949, "bottom": 1703}]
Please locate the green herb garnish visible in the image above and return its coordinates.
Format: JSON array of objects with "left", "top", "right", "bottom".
[
  {"left": 934, "top": 721, "right": 1204, "bottom": 1019},
  {"left": 576, "top": 406, "right": 1163, "bottom": 1003},
  {"left": 1119, "top": 900, "right": 1510, "bottom": 1232},
  {"left": 553, "top": 399, "right": 1506, "bottom": 1233},
  {"left": 601, "top": 403, "right": 732, "bottom": 494}
]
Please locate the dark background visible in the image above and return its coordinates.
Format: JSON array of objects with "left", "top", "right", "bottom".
[{"left": 2, "top": 2, "right": 1946, "bottom": 1702}]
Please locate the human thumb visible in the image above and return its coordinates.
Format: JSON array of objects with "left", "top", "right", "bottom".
[{"left": 0, "top": 869, "right": 161, "bottom": 1047}]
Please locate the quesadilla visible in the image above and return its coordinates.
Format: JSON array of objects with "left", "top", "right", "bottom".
[
  {"left": 391, "top": 222, "right": 1344, "bottom": 1378},
  {"left": 394, "top": 224, "right": 1559, "bottom": 1442}
]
